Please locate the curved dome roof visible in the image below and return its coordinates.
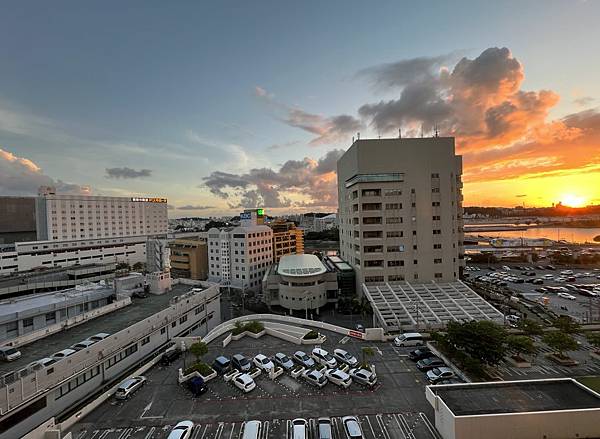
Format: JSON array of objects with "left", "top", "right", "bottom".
[{"left": 277, "top": 254, "right": 326, "bottom": 277}]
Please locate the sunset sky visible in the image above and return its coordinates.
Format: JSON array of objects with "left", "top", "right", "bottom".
[{"left": 1, "top": 1, "right": 599, "bottom": 216}]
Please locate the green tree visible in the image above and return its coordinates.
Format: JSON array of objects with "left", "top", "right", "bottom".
[
  {"left": 116, "top": 262, "right": 130, "bottom": 270},
  {"left": 446, "top": 320, "right": 507, "bottom": 366},
  {"left": 554, "top": 316, "right": 581, "bottom": 334},
  {"left": 506, "top": 335, "right": 535, "bottom": 359},
  {"left": 586, "top": 332, "right": 600, "bottom": 351},
  {"left": 361, "top": 346, "right": 375, "bottom": 367},
  {"left": 543, "top": 332, "right": 578, "bottom": 358},
  {"left": 189, "top": 341, "right": 208, "bottom": 363},
  {"left": 518, "top": 319, "right": 543, "bottom": 337},
  {"left": 132, "top": 262, "right": 145, "bottom": 271}
]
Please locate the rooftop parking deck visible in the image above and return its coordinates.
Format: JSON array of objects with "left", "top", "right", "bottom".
[{"left": 0, "top": 283, "right": 196, "bottom": 376}]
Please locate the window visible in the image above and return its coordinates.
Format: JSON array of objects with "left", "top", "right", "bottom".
[
  {"left": 432, "top": 201, "right": 440, "bottom": 207},
  {"left": 364, "top": 260, "right": 383, "bottom": 267},
  {"left": 413, "top": 259, "right": 418, "bottom": 265},
  {"left": 364, "top": 276, "right": 384, "bottom": 283},
  {"left": 432, "top": 187, "right": 440, "bottom": 193},
  {"left": 388, "top": 260, "right": 404, "bottom": 267},
  {"left": 434, "top": 258, "right": 442, "bottom": 264},
  {"left": 363, "top": 231, "right": 382, "bottom": 239},
  {"left": 432, "top": 216, "right": 441, "bottom": 221},
  {"left": 433, "top": 244, "right": 442, "bottom": 249},
  {"left": 384, "top": 189, "right": 402, "bottom": 196},
  {"left": 161, "top": 327, "right": 166, "bottom": 335},
  {"left": 433, "top": 230, "right": 441, "bottom": 235},
  {"left": 23, "top": 318, "right": 33, "bottom": 328},
  {"left": 363, "top": 217, "right": 382, "bottom": 225},
  {"left": 141, "top": 336, "right": 150, "bottom": 346},
  {"left": 386, "top": 231, "right": 403, "bottom": 238},
  {"left": 387, "top": 245, "right": 404, "bottom": 252},
  {"left": 385, "top": 203, "right": 401, "bottom": 209},
  {"left": 431, "top": 173, "right": 440, "bottom": 178},
  {"left": 386, "top": 217, "right": 402, "bottom": 224},
  {"left": 361, "top": 189, "right": 381, "bottom": 197},
  {"left": 435, "top": 273, "right": 443, "bottom": 278},
  {"left": 388, "top": 275, "right": 404, "bottom": 281},
  {"left": 362, "top": 203, "right": 381, "bottom": 211}
]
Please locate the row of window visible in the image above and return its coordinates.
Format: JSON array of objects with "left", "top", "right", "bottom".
[
  {"left": 55, "top": 365, "right": 101, "bottom": 400},
  {"left": 363, "top": 272, "right": 444, "bottom": 283}
]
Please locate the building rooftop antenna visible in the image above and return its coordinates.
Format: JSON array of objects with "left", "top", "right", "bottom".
[
  {"left": 357, "top": 132, "right": 360, "bottom": 140},
  {"left": 434, "top": 124, "right": 439, "bottom": 138},
  {"left": 420, "top": 125, "right": 424, "bottom": 138},
  {"left": 398, "top": 128, "right": 402, "bottom": 139}
]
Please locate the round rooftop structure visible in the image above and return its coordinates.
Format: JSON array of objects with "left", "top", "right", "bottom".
[{"left": 276, "top": 254, "right": 326, "bottom": 277}]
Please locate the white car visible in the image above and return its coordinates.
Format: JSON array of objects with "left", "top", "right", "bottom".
[
  {"left": 233, "top": 373, "right": 256, "bottom": 393},
  {"left": 348, "top": 368, "right": 377, "bottom": 388},
  {"left": 502, "top": 266, "right": 511, "bottom": 271},
  {"left": 560, "top": 270, "right": 574, "bottom": 275},
  {"left": 293, "top": 351, "right": 315, "bottom": 368},
  {"left": 342, "top": 416, "right": 364, "bottom": 439},
  {"left": 426, "top": 367, "right": 455, "bottom": 384},
  {"left": 253, "top": 354, "right": 274, "bottom": 372},
  {"left": 88, "top": 332, "right": 110, "bottom": 342},
  {"left": 52, "top": 348, "right": 76, "bottom": 361},
  {"left": 325, "top": 369, "right": 352, "bottom": 388},
  {"left": 0, "top": 347, "right": 21, "bottom": 362},
  {"left": 292, "top": 418, "right": 309, "bottom": 439},
  {"left": 302, "top": 369, "right": 327, "bottom": 388},
  {"left": 167, "top": 420, "right": 194, "bottom": 439},
  {"left": 544, "top": 274, "right": 554, "bottom": 279},
  {"left": 115, "top": 376, "right": 147, "bottom": 400},
  {"left": 558, "top": 292, "right": 576, "bottom": 300},
  {"left": 333, "top": 348, "right": 358, "bottom": 367},
  {"left": 71, "top": 340, "right": 96, "bottom": 351},
  {"left": 311, "top": 348, "right": 337, "bottom": 368},
  {"left": 28, "top": 357, "right": 56, "bottom": 370}
]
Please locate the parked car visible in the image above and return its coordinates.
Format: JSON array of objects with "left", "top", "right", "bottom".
[
  {"left": 232, "top": 354, "right": 252, "bottom": 372},
  {"left": 241, "top": 421, "right": 262, "bottom": 439},
  {"left": 311, "top": 348, "right": 337, "bottom": 368},
  {"left": 160, "top": 349, "right": 181, "bottom": 366},
  {"left": 546, "top": 265, "right": 556, "bottom": 270},
  {"left": 70, "top": 340, "right": 96, "bottom": 351},
  {"left": 115, "top": 376, "right": 146, "bottom": 400},
  {"left": 212, "top": 356, "right": 231, "bottom": 375},
  {"left": 253, "top": 354, "right": 275, "bottom": 372},
  {"left": 273, "top": 352, "right": 294, "bottom": 371},
  {"left": 416, "top": 356, "right": 446, "bottom": 371},
  {"left": 0, "top": 346, "right": 21, "bottom": 362},
  {"left": 317, "top": 417, "right": 333, "bottom": 439},
  {"left": 532, "top": 278, "right": 544, "bottom": 285},
  {"left": 333, "top": 349, "right": 358, "bottom": 367},
  {"left": 325, "top": 368, "right": 352, "bottom": 388},
  {"left": 52, "top": 348, "right": 76, "bottom": 361},
  {"left": 427, "top": 367, "right": 456, "bottom": 384},
  {"left": 342, "top": 416, "right": 364, "bottom": 438},
  {"left": 292, "top": 418, "right": 309, "bottom": 439},
  {"left": 88, "top": 332, "right": 110, "bottom": 342},
  {"left": 436, "top": 378, "right": 464, "bottom": 385},
  {"left": 302, "top": 369, "right": 327, "bottom": 388},
  {"left": 355, "top": 324, "right": 365, "bottom": 332},
  {"left": 394, "top": 332, "right": 424, "bottom": 347},
  {"left": 293, "top": 351, "right": 315, "bottom": 368},
  {"left": 28, "top": 357, "right": 56, "bottom": 370},
  {"left": 558, "top": 292, "right": 576, "bottom": 300},
  {"left": 167, "top": 420, "right": 194, "bottom": 439},
  {"left": 132, "top": 291, "right": 147, "bottom": 299},
  {"left": 187, "top": 376, "right": 208, "bottom": 397},
  {"left": 348, "top": 368, "right": 377, "bottom": 387},
  {"left": 232, "top": 373, "right": 256, "bottom": 393},
  {"left": 408, "top": 348, "right": 434, "bottom": 361}
]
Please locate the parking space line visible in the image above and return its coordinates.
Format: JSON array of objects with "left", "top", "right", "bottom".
[
  {"left": 200, "top": 424, "right": 209, "bottom": 439},
  {"left": 419, "top": 412, "right": 442, "bottom": 439},
  {"left": 262, "top": 421, "right": 269, "bottom": 439},
  {"left": 215, "top": 422, "right": 225, "bottom": 439},
  {"left": 363, "top": 415, "right": 377, "bottom": 439},
  {"left": 143, "top": 427, "right": 156, "bottom": 439},
  {"left": 75, "top": 430, "right": 88, "bottom": 439},
  {"left": 392, "top": 414, "right": 407, "bottom": 439},
  {"left": 376, "top": 414, "right": 391, "bottom": 439}
]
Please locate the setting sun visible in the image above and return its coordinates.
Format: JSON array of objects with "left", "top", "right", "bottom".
[{"left": 560, "top": 193, "right": 587, "bottom": 208}]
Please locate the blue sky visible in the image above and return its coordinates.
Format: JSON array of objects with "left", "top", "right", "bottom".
[{"left": 1, "top": 1, "right": 599, "bottom": 215}]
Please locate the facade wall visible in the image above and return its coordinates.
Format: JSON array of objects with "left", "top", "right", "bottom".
[
  {"left": 0, "top": 198, "right": 37, "bottom": 245},
  {"left": 271, "top": 223, "right": 304, "bottom": 263},
  {"left": 337, "top": 138, "right": 464, "bottom": 291},
  {"left": 169, "top": 239, "right": 208, "bottom": 280},
  {"left": 40, "top": 194, "right": 168, "bottom": 241},
  {"left": 0, "top": 237, "right": 147, "bottom": 276},
  {"left": 263, "top": 270, "right": 338, "bottom": 311}
]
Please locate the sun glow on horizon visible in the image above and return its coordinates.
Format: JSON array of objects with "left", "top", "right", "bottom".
[{"left": 559, "top": 193, "right": 587, "bottom": 208}]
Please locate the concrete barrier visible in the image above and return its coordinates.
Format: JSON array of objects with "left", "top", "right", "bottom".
[{"left": 222, "top": 333, "right": 232, "bottom": 348}]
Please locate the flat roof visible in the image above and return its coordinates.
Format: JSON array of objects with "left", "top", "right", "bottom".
[
  {"left": 0, "top": 283, "right": 194, "bottom": 376},
  {"left": 432, "top": 379, "right": 600, "bottom": 416},
  {"left": 363, "top": 281, "right": 503, "bottom": 331},
  {"left": 277, "top": 254, "right": 327, "bottom": 277}
]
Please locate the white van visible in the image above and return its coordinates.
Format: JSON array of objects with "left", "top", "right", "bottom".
[
  {"left": 241, "top": 420, "right": 262, "bottom": 439},
  {"left": 0, "top": 346, "right": 22, "bottom": 362},
  {"left": 393, "top": 332, "right": 424, "bottom": 347}
]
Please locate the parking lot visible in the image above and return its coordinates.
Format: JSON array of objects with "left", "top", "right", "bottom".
[
  {"left": 466, "top": 264, "right": 600, "bottom": 322},
  {"left": 68, "top": 331, "right": 440, "bottom": 439}
]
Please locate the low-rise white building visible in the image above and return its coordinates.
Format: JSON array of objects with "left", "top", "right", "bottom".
[{"left": 262, "top": 254, "right": 338, "bottom": 314}]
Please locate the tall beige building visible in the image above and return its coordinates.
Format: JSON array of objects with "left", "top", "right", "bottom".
[{"left": 337, "top": 137, "right": 464, "bottom": 290}]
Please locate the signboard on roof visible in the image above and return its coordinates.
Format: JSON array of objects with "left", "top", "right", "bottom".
[{"left": 240, "top": 212, "right": 252, "bottom": 220}]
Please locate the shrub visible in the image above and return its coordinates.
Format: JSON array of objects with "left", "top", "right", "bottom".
[
  {"left": 244, "top": 320, "right": 265, "bottom": 334},
  {"left": 303, "top": 330, "right": 319, "bottom": 340},
  {"left": 232, "top": 321, "right": 245, "bottom": 336},
  {"left": 185, "top": 361, "right": 213, "bottom": 376}
]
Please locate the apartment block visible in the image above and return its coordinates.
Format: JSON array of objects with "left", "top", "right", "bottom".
[
  {"left": 270, "top": 220, "right": 304, "bottom": 262},
  {"left": 169, "top": 238, "right": 209, "bottom": 280},
  {"left": 207, "top": 210, "right": 273, "bottom": 292},
  {"left": 337, "top": 137, "right": 464, "bottom": 290}
]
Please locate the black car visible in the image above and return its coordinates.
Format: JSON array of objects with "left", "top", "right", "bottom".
[
  {"left": 212, "top": 356, "right": 231, "bottom": 375},
  {"left": 187, "top": 377, "right": 208, "bottom": 397},
  {"left": 159, "top": 349, "right": 181, "bottom": 366},
  {"left": 416, "top": 356, "right": 446, "bottom": 371},
  {"left": 408, "top": 348, "right": 435, "bottom": 361},
  {"left": 132, "top": 291, "right": 147, "bottom": 299}
]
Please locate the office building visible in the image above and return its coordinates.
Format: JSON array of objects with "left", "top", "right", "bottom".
[
  {"left": 207, "top": 210, "right": 273, "bottom": 292},
  {"left": 169, "top": 238, "right": 209, "bottom": 280},
  {"left": 323, "top": 255, "right": 355, "bottom": 299},
  {"left": 146, "top": 238, "right": 171, "bottom": 273},
  {"left": 270, "top": 220, "right": 304, "bottom": 262},
  {"left": 262, "top": 254, "right": 338, "bottom": 314},
  {"left": 337, "top": 137, "right": 464, "bottom": 290}
]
